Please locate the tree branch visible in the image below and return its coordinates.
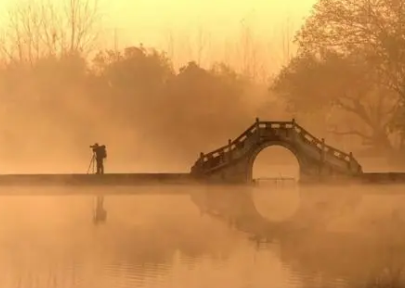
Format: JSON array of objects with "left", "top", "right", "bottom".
[
  {"left": 328, "top": 126, "right": 372, "bottom": 140},
  {"left": 334, "top": 94, "right": 374, "bottom": 127}
]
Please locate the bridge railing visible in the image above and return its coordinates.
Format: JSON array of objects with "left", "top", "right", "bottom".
[
  {"left": 192, "top": 119, "right": 362, "bottom": 174},
  {"left": 258, "top": 120, "right": 361, "bottom": 169},
  {"left": 194, "top": 120, "right": 295, "bottom": 172},
  {"left": 192, "top": 122, "right": 258, "bottom": 172},
  {"left": 293, "top": 122, "right": 362, "bottom": 170},
  {"left": 257, "top": 120, "right": 345, "bottom": 162},
  {"left": 199, "top": 122, "right": 257, "bottom": 160}
]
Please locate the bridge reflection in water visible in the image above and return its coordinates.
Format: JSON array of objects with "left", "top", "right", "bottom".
[
  {"left": 190, "top": 186, "right": 405, "bottom": 288},
  {"left": 0, "top": 185, "right": 404, "bottom": 288}
]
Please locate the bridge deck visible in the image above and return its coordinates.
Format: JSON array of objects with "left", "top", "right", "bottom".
[
  {"left": 360, "top": 172, "right": 405, "bottom": 184},
  {"left": 0, "top": 173, "right": 197, "bottom": 187},
  {"left": 0, "top": 172, "right": 402, "bottom": 188}
]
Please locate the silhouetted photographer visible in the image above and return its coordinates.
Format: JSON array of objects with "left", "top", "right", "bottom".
[{"left": 89, "top": 143, "right": 107, "bottom": 174}]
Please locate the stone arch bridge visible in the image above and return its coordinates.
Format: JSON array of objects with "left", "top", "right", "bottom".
[{"left": 191, "top": 119, "right": 364, "bottom": 183}]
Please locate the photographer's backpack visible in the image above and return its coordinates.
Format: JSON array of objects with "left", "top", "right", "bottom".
[{"left": 101, "top": 146, "right": 107, "bottom": 159}]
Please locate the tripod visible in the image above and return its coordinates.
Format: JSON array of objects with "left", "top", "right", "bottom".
[{"left": 87, "top": 153, "right": 96, "bottom": 174}]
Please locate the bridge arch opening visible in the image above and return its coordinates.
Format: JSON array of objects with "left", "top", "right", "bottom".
[
  {"left": 250, "top": 144, "right": 301, "bottom": 222},
  {"left": 251, "top": 145, "right": 300, "bottom": 183}
]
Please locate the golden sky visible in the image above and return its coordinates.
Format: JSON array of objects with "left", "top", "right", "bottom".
[
  {"left": 99, "top": 0, "right": 316, "bottom": 45},
  {"left": 0, "top": 0, "right": 317, "bottom": 72}
]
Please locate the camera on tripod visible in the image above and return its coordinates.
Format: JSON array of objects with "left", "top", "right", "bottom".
[
  {"left": 87, "top": 143, "right": 107, "bottom": 174},
  {"left": 90, "top": 143, "right": 107, "bottom": 157},
  {"left": 90, "top": 144, "right": 98, "bottom": 153}
]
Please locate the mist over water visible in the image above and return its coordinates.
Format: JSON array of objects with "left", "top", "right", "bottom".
[
  {"left": 1, "top": 0, "right": 405, "bottom": 286},
  {"left": 0, "top": 183, "right": 404, "bottom": 288}
]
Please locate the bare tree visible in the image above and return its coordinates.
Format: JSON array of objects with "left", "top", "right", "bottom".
[
  {"left": 266, "top": 17, "right": 298, "bottom": 73},
  {"left": 238, "top": 19, "right": 260, "bottom": 79},
  {"left": 194, "top": 26, "right": 211, "bottom": 67},
  {"left": 0, "top": 1, "right": 44, "bottom": 63},
  {"left": 164, "top": 26, "right": 211, "bottom": 68},
  {"left": 162, "top": 28, "right": 175, "bottom": 61},
  {"left": 63, "top": 0, "right": 100, "bottom": 53},
  {"left": 0, "top": 0, "right": 101, "bottom": 63},
  {"left": 279, "top": 17, "right": 297, "bottom": 66}
]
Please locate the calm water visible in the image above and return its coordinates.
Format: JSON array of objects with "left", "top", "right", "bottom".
[{"left": 0, "top": 184, "right": 405, "bottom": 288}]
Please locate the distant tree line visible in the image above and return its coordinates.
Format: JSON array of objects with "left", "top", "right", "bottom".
[{"left": 0, "top": 45, "right": 268, "bottom": 167}]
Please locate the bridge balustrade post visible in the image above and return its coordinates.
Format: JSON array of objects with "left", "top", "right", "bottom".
[
  {"left": 220, "top": 151, "right": 225, "bottom": 163},
  {"left": 321, "top": 138, "right": 326, "bottom": 175},
  {"left": 255, "top": 117, "right": 260, "bottom": 140},
  {"left": 321, "top": 139, "right": 325, "bottom": 160},
  {"left": 349, "top": 152, "right": 353, "bottom": 170},
  {"left": 290, "top": 118, "right": 297, "bottom": 139},
  {"left": 199, "top": 152, "right": 204, "bottom": 167},
  {"left": 228, "top": 139, "right": 232, "bottom": 162}
]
